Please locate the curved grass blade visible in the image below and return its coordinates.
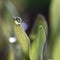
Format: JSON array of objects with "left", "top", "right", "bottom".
[
  {"left": 29, "top": 25, "right": 46, "bottom": 60},
  {"left": 30, "top": 14, "right": 47, "bottom": 41}
]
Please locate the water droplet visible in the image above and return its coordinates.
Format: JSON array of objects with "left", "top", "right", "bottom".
[
  {"left": 9, "top": 37, "right": 17, "bottom": 43},
  {"left": 21, "top": 22, "right": 28, "bottom": 31},
  {"left": 13, "top": 16, "right": 22, "bottom": 25}
]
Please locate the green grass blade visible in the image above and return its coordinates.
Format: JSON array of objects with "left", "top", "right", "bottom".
[
  {"left": 30, "top": 14, "right": 47, "bottom": 41},
  {"left": 8, "top": 45, "right": 15, "bottom": 60},
  {"left": 29, "top": 25, "right": 46, "bottom": 60},
  {"left": 52, "top": 34, "right": 60, "bottom": 60},
  {"left": 50, "top": 0, "right": 60, "bottom": 33},
  {"left": 14, "top": 22, "right": 30, "bottom": 60}
]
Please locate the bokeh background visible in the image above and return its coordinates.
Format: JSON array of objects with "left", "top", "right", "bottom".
[
  {"left": 0, "top": 0, "right": 51, "bottom": 34},
  {"left": 1, "top": 0, "right": 60, "bottom": 60}
]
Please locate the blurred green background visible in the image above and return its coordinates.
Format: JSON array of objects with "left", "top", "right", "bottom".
[{"left": 0, "top": 0, "right": 60, "bottom": 60}]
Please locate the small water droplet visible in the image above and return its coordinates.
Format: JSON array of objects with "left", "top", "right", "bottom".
[
  {"left": 13, "top": 16, "right": 22, "bottom": 25},
  {"left": 9, "top": 37, "right": 17, "bottom": 43},
  {"left": 21, "top": 22, "right": 28, "bottom": 31}
]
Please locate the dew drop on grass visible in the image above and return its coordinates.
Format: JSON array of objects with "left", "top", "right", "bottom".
[
  {"left": 13, "top": 16, "right": 22, "bottom": 25},
  {"left": 9, "top": 37, "right": 17, "bottom": 43}
]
